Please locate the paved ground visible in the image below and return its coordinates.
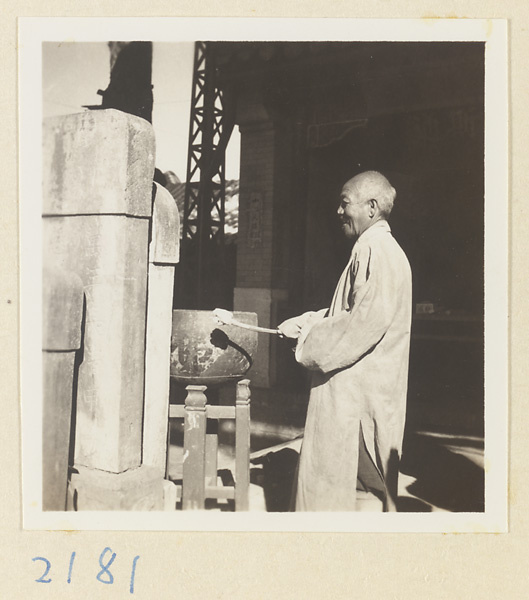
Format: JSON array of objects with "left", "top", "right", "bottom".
[{"left": 167, "top": 385, "right": 484, "bottom": 513}]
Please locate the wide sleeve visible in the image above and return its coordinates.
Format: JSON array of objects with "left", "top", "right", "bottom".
[
  {"left": 295, "top": 241, "right": 397, "bottom": 373},
  {"left": 278, "top": 309, "right": 327, "bottom": 339}
]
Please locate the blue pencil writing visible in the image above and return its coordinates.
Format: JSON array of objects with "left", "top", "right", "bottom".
[
  {"left": 97, "top": 547, "right": 116, "bottom": 585},
  {"left": 32, "top": 557, "right": 52, "bottom": 583},
  {"left": 67, "top": 551, "right": 76, "bottom": 584},
  {"left": 130, "top": 555, "right": 140, "bottom": 594}
]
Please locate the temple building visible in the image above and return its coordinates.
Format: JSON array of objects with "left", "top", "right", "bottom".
[{"left": 204, "top": 42, "right": 484, "bottom": 399}]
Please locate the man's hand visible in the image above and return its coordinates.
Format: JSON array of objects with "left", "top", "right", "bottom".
[
  {"left": 278, "top": 316, "right": 304, "bottom": 339},
  {"left": 278, "top": 312, "right": 324, "bottom": 340}
]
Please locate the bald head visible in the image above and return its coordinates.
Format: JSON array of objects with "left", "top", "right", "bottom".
[{"left": 343, "top": 171, "right": 396, "bottom": 219}]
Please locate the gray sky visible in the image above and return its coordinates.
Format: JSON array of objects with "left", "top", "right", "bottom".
[{"left": 42, "top": 41, "right": 240, "bottom": 179}]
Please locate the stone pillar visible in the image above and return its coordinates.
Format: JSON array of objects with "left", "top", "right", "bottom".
[
  {"left": 142, "top": 183, "right": 180, "bottom": 476},
  {"left": 42, "top": 265, "right": 84, "bottom": 511},
  {"left": 43, "top": 109, "right": 163, "bottom": 509}
]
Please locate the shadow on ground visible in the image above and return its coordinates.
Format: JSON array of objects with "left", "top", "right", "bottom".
[
  {"left": 247, "top": 429, "right": 485, "bottom": 513},
  {"left": 400, "top": 431, "right": 484, "bottom": 512},
  {"left": 251, "top": 448, "right": 299, "bottom": 512},
  {"left": 167, "top": 378, "right": 484, "bottom": 513}
]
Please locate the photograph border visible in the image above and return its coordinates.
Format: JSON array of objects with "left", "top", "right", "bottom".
[{"left": 19, "top": 16, "right": 508, "bottom": 532}]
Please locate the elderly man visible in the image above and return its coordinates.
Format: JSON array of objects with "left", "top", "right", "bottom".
[{"left": 279, "top": 171, "right": 412, "bottom": 511}]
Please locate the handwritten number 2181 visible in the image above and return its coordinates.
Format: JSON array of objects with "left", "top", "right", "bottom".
[{"left": 32, "top": 549, "right": 140, "bottom": 593}]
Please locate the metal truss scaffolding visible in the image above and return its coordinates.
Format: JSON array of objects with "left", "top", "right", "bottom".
[{"left": 181, "top": 42, "right": 235, "bottom": 309}]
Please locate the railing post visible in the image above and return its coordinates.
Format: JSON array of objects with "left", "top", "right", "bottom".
[
  {"left": 235, "top": 379, "right": 251, "bottom": 511},
  {"left": 182, "top": 385, "right": 208, "bottom": 510},
  {"left": 205, "top": 426, "right": 219, "bottom": 488}
]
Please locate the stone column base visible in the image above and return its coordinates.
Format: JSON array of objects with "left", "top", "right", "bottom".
[{"left": 68, "top": 464, "right": 165, "bottom": 511}]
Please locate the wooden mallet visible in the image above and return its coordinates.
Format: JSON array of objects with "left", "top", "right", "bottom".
[{"left": 213, "top": 308, "right": 282, "bottom": 336}]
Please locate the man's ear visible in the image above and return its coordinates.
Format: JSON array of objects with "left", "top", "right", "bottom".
[{"left": 368, "top": 198, "right": 377, "bottom": 218}]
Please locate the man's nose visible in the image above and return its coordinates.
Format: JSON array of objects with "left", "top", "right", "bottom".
[{"left": 337, "top": 204, "right": 343, "bottom": 215}]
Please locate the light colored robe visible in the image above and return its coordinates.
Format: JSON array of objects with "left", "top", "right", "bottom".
[{"left": 293, "top": 220, "right": 412, "bottom": 511}]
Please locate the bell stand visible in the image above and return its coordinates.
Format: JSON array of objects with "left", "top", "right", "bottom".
[{"left": 168, "top": 378, "right": 251, "bottom": 510}]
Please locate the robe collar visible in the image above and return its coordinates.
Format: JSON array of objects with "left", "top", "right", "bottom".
[{"left": 357, "top": 219, "right": 391, "bottom": 243}]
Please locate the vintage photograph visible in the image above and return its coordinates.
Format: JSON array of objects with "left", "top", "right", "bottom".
[{"left": 20, "top": 19, "right": 508, "bottom": 531}]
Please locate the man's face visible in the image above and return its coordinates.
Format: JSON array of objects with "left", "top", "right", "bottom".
[{"left": 337, "top": 183, "right": 371, "bottom": 239}]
